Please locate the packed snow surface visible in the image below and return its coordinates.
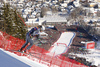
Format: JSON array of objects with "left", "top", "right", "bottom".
[
  {"left": 0, "top": 48, "right": 48, "bottom": 67},
  {"left": 48, "top": 32, "right": 75, "bottom": 56}
]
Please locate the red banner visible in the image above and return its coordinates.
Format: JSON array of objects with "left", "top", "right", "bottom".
[{"left": 86, "top": 42, "right": 95, "bottom": 49}]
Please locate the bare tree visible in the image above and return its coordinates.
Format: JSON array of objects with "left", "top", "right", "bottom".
[
  {"left": 68, "top": 7, "right": 84, "bottom": 25},
  {"left": 70, "top": 7, "right": 83, "bottom": 20},
  {"left": 97, "top": 11, "right": 100, "bottom": 17},
  {"left": 40, "top": 7, "right": 49, "bottom": 17},
  {"left": 51, "top": 6, "right": 58, "bottom": 14}
]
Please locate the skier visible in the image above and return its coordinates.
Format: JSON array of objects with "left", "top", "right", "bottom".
[{"left": 18, "top": 25, "right": 42, "bottom": 52}]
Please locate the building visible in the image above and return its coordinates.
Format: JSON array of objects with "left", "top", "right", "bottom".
[
  {"left": 42, "top": 15, "right": 67, "bottom": 25},
  {"left": 25, "top": 18, "right": 46, "bottom": 28}
]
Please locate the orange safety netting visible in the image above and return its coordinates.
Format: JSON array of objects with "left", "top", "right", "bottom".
[{"left": 0, "top": 31, "right": 88, "bottom": 67}]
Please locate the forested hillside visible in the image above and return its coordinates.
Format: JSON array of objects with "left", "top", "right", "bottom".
[{"left": 0, "top": 3, "right": 27, "bottom": 40}]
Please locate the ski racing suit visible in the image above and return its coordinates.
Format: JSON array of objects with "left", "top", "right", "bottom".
[{"left": 21, "top": 27, "right": 40, "bottom": 51}]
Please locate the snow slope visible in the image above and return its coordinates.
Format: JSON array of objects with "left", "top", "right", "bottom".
[
  {"left": 0, "top": 48, "right": 48, "bottom": 67},
  {"left": 48, "top": 32, "right": 75, "bottom": 56}
]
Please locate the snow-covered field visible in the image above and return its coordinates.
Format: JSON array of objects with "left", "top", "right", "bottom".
[
  {"left": 47, "top": 32, "right": 75, "bottom": 56},
  {"left": 69, "top": 40, "right": 100, "bottom": 67},
  {"left": 0, "top": 48, "right": 48, "bottom": 67},
  {"left": 69, "top": 49, "right": 100, "bottom": 66}
]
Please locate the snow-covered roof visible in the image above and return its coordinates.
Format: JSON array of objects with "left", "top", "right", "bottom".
[
  {"left": 37, "top": 0, "right": 42, "bottom": 1},
  {"left": 22, "top": 14, "right": 27, "bottom": 18},
  {"left": 25, "top": 21, "right": 38, "bottom": 24},
  {"left": 32, "top": 12, "right": 37, "bottom": 15},
  {"left": 73, "top": 1, "right": 80, "bottom": 7},
  {"left": 60, "top": 3, "right": 67, "bottom": 7},
  {"left": 55, "top": 5, "right": 59, "bottom": 7},
  {"left": 43, "top": 15, "right": 67, "bottom": 22},
  {"left": 81, "top": 0, "right": 86, "bottom": 1},
  {"left": 90, "top": 19, "right": 97, "bottom": 22},
  {"left": 46, "top": 11, "right": 52, "bottom": 15},
  {"left": 45, "top": 2, "right": 50, "bottom": 4},
  {"left": 97, "top": 23, "right": 100, "bottom": 25},
  {"left": 25, "top": 18, "right": 46, "bottom": 25},
  {"left": 84, "top": 7, "right": 94, "bottom": 13},
  {"left": 24, "top": 11, "right": 28, "bottom": 14},
  {"left": 52, "top": 1, "right": 57, "bottom": 4},
  {"left": 36, "top": 4, "right": 41, "bottom": 7},
  {"left": 89, "top": 3, "right": 97, "bottom": 6},
  {"left": 27, "top": 18, "right": 37, "bottom": 23},
  {"left": 97, "top": 19, "right": 100, "bottom": 21},
  {"left": 18, "top": 0, "right": 24, "bottom": 3},
  {"left": 64, "top": 1, "right": 69, "bottom": 3},
  {"left": 42, "top": 4, "right": 48, "bottom": 7},
  {"left": 24, "top": 8, "right": 32, "bottom": 14},
  {"left": 84, "top": 19, "right": 90, "bottom": 22}
]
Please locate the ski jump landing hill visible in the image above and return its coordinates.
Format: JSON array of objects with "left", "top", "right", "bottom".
[
  {"left": 47, "top": 32, "right": 75, "bottom": 56},
  {"left": 0, "top": 31, "right": 88, "bottom": 67}
]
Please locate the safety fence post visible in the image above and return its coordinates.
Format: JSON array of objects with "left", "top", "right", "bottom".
[
  {"left": 34, "top": 45, "right": 36, "bottom": 53},
  {"left": 39, "top": 48, "right": 44, "bottom": 63},
  {"left": 49, "top": 52, "right": 55, "bottom": 67},
  {"left": 71, "top": 59, "right": 74, "bottom": 67},
  {"left": 9, "top": 36, "right": 11, "bottom": 41},
  {"left": 13, "top": 39, "right": 17, "bottom": 50},
  {"left": 60, "top": 56, "right": 65, "bottom": 67}
]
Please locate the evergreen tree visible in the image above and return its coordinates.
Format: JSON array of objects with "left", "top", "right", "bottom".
[
  {"left": 13, "top": 9, "right": 27, "bottom": 39},
  {"left": 1, "top": 3, "right": 27, "bottom": 40}
]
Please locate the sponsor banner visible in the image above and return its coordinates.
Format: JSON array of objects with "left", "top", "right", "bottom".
[{"left": 86, "top": 41, "right": 95, "bottom": 49}]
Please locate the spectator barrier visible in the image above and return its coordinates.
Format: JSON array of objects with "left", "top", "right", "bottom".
[{"left": 0, "top": 31, "right": 88, "bottom": 67}]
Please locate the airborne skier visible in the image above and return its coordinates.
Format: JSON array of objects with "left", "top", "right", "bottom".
[{"left": 18, "top": 25, "right": 42, "bottom": 52}]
